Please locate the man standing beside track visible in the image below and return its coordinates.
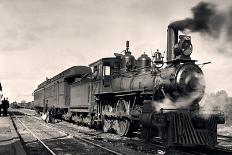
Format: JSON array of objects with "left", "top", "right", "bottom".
[
  {"left": 5, "top": 98, "right": 9, "bottom": 116},
  {"left": 0, "top": 100, "right": 2, "bottom": 116},
  {"left": 0, "top": 83, "right": 2, "bottom": 116},
  {"left": 2, "top": 98, "right": 9, "bottom": 116}
]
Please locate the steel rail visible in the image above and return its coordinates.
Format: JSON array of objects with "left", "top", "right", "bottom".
[
  {"left": 213, "top": 145, "right": 232, "bottom": 152},
  {"left": 10, "top": 112, "right": 57, "bottom": 155},
  {"left": 43, "top": 122, "right": 123, "bottom": 155},
  {"left": 24, "top": 113, "right": 219, "bottom": 155},
  {"left": 217, "top": 134, "right": 232, "bottom": 143},
  {"left": 217, "top": 134, "right": 232, "bottom": 139},
  {"left": 23, "top": 113, "right": 123, "bottom": 155},
  {"left": 19, "top": 110, "right": 232, "bottom": 155}
]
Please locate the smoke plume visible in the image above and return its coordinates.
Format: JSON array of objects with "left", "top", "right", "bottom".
[
  {"left": 169, "top": 2, "right": 232, "bottom": 41},
  {"left": 152, "top": 91, "right": 202, "bottom": 112},
  {"left": 200, "top": 90, "right": 232, "bottom": 125},
  {"left": 201, "top": 90, "right": 229, "bottom": 111}
]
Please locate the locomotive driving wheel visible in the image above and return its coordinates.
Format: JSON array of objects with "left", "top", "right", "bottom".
[
  {"left": 114, "top": 99, "right": 130, "bottom": 136},
  {"left": 102, "top": 118, "right": 111, "bottom": 133},
  {"left": 115, "top": 119, "right": 130, "bottom": 136}
]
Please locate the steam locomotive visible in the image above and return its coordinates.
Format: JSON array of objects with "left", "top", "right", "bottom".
[{"left": 33, "top": 27, "right": 224, "bottom": 147}]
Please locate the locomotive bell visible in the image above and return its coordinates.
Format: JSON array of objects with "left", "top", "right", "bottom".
[
  {"left": 137, "top": 53, "right": 151, "bottom": 73},
  {"left": 121, "top": 41, "right": 135, "bottom": 72},
  {"left": 153, "top": 49, "right": 164, "bottom": 65}
]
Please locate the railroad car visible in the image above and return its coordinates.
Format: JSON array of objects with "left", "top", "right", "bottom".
[
  {"left": 33, "top": 66, "right": 91, "bottom": 115},
  {"left": 33, "top": 27, "right": 225, "bottom": 147},
  {"left": 11, "top": 101, "right": 33, "bottom": 109}
]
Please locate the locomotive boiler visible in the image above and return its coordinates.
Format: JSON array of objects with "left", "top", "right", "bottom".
[{"left": 33, "top": 26, "right": 224, "bottom": 147}]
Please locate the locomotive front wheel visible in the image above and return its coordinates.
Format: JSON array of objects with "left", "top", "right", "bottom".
[
  {"left": 141, "top": 127, "right": 151, "bottom": 142},
  {"left": 115, "top": 119, "right": 130, "bottom": 136}
]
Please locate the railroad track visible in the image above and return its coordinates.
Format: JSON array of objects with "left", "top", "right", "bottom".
[
  {"left": 195, "top": 146, "right": 232, "bottom": 155},
  {"left": 10, "top": 111, "right": 123, "bottom": 155},
  {"left": 170, "top": 135, "right": 232, "bottom": 155},
  {"left": 217, "top": 135, "right": 232, "bottom": 148},
  {"left": 12, "top": 109, "right": 232, "bottom": 155},
  {"left": 10, "top": 110, "right": 175, "bottom": 154},
  {"left": 10, "top": 112, "right": 57, "bottom": 155},
  {"left": 10, "top": 113, "right": 204, "bottom": 155},
  {"left": 218, "top": 134, "right": 232, "bottom": 141},
  {"left": 34, "top": 116, "right": 165, "bottom": 155},
  {"left": 36, "top": 118, "right": 123, "bottom": 155}
]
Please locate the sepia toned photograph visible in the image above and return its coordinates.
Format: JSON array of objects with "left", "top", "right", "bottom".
[{"left": 0, "top": 0, "right": 232, "bottom": 154}]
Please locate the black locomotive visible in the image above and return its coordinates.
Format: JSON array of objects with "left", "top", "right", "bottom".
[{"left": 33, "top": 27, "right": 224, "bottom": 147}]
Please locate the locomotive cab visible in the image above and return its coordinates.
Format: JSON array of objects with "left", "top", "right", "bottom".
[{"left": 89, "top": 57, "right": 121, "bottom": 94}]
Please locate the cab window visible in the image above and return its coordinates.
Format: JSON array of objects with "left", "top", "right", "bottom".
[
  {"left": 92, "top": 65, "right": 99, "bottom": 80},
  {"left": 103, "top": 66, "right": 110, "bottom": 76}
]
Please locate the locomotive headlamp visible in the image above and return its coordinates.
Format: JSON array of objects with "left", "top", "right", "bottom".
[{"left": 178, "top": 35, "right": 193, "bottom": 57}]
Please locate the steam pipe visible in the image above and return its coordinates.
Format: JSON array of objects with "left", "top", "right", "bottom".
[{"left": 167, "top": 27, "right": 178, "bottom": 62}]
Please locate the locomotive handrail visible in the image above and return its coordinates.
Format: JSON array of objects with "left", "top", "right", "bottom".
[
  {"left": 197, "top": 61, "right": 211, "bottom": 68},
  {"left": 159, "top": 108, "right": 190, "bottom": 112},
  {"left": 160, "top": 108, "right": 189, "bottom": 110},
  {"left": 115, "top": 93, "right": 136, "bottom": 97},
  {"left": 134, "top": 66, "right": 151, "bottom": 71}
]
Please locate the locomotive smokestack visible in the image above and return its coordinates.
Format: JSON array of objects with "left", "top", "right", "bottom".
[{"left": 167, "top": 27, "right": 178, "bottom": 62}]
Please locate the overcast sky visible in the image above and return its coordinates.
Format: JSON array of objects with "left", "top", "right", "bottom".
[{"left": 0, "top": 0, "right": 231, "bottom": 102}]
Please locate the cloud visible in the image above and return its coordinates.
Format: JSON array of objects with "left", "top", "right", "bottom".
[
  {"left": 22, "top": 32, "right": 40, "bottom": 41},
  {"left": 1, "top": 43, "right": 29, "bottom": 52},
  {"left": 0, "top": 31, "right": 39, "bottom": 52}
]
